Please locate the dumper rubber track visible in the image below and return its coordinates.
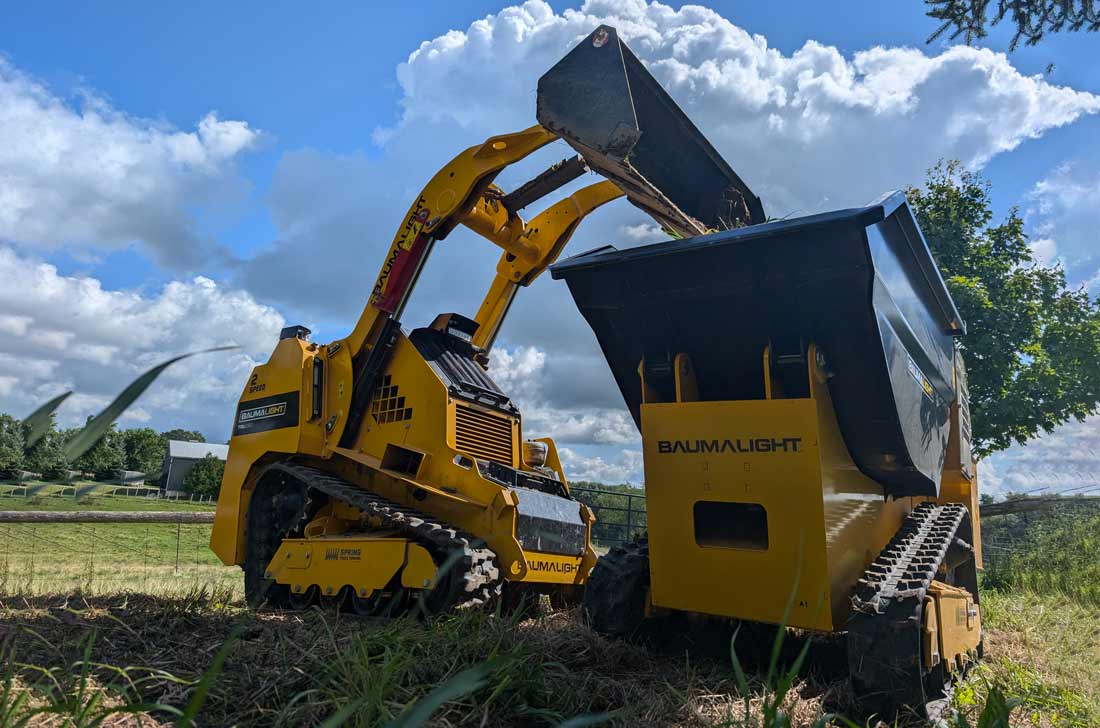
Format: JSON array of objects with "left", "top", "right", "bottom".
[
  {"left": 246, "top": 462, "right": 501, "bottom": 612},
  {"left": 583, "top": 533, "right": 650, "bottom": 635},
  {"left": 847, "top": 502, "right": 980, "bottom": 719}
]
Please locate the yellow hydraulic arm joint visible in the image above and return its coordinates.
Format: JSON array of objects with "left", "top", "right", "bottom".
[
  {"left": 472, "top": 180, "right": 622, "bottom": 350},
  {"left": 346, "top": 124, "right": 558, "bottom": 357}
]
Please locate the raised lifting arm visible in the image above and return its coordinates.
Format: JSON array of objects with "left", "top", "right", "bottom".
[
  {"left": 345, "top": 125, "right": 558, "bottom": 359},
  {"left": 346, "top": 125, "right": 622, "bottom": 362},
  {"left": 333, "top": 126, "right": 621, "bottom": 450},
  {"left": 472, "top": 180, "right": 621, "bottom": 351}
]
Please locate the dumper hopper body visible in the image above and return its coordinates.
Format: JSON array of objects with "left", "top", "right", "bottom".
[
  {"left": 553, "top": 194, "right": 983, "bottom": 713},
  {"left": 553, "top": 192, "right": 966, "bottom": 499}
]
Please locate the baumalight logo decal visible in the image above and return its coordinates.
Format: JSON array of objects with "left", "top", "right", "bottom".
[
  {"left": 657, "top": 437, "right": 803, "bottom": 454},
  {"left": 233, "top": 391, "right": 299, "bottom": 435},
  {"left": 238, "top": 401, "right": 288, "bottom": 424},
  {"left": 527, "top": 559, "right": 577, "bottom": 574},
  {"left": 906, "top": 352, "right": 936, "bottom": 401}
]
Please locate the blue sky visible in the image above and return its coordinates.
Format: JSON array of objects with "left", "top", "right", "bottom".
[
  {"left": 3, "top": 1, "right": 1099, "bottom": 491},
  {"left": 10, "top": 0, "right": 1098, "bottom": 292}
]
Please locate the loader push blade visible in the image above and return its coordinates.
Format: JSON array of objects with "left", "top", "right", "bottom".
[
  {"left": 552, "top": 192, "right": 965, "bottom": 498},
  {"left": 537, "top": 25, "right": 765, "bottom": 237}
]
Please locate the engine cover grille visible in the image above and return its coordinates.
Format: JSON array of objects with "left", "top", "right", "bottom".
[{"left": 454, "top": 404, "right": 514, "bottom": 465}]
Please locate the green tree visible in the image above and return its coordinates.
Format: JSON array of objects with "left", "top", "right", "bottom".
[
  {"left": 122, "top": 427, "right": 167, "bottom": 478},
  {"left": 22, "top": 419, "right": 67, "bottom": 477},
  {"left": 908, "top": 161, "right": 1100, "bottom": 457},
  {"left": 160, "top": 428, "right": 206, "bottom": 443},
  {"left": 182, "top": 453, "right": 225, "bottom": 497},
  {"left": 0, "top": 414, "right": 23, "bottom": 475},
  {"left": 926, "top": 0, "right": 1100, "bottom": 50},
  {"left": 71, "top": 419, "right": 124, "bottom": 479}
]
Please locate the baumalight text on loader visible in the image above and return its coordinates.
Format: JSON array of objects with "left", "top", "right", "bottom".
[
  {"left": 208, "top": 25, "right": 761, "bottom": 617},
  {"left": 552, "top": 192, "right": 984, "bottom": 716}
]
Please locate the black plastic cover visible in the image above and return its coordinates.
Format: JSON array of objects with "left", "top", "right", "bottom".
[
  {"left": 537, "top": 25, "right": 764, "bottom": 236},
  {"left": 512, "top": 486, "right": 587, "bottom": 556},
  {"left": 409, "top": 328, "right": 516, "bottom": 412},
  {"left": 279, "top": 325, "right": 311, "bottom": 341},
  {"left": 551, "top": 192, "right": 964, "bottom": 497}
]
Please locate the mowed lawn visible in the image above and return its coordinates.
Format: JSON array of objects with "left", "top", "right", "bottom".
[{"left": 0, "top": 492, "right": 241, "bottom": 596}]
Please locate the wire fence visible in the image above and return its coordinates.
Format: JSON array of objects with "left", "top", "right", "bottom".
[
  {"left": 0, "top": 482, "right": 215, "bottom": 503},
  {"left": 571, "top": 486, "right": 647, "bottom": 546},
  {"left": 0, "top": 499, "right": 239, "bottom": 598}
]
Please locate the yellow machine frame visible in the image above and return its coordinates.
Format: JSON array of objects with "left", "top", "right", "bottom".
[
  {"left": 640, "top": 343, "right": 981, "bottom": 657},
  {"left": 211, "top": 126, "right": 623, "bottom": 602}
]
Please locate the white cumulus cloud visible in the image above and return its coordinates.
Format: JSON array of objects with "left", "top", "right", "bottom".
[
  {"left": 0, "top": 58, "right": 261, "bottom": 269},
  {"left": 1027, "top": 161, "right": 1100, "bottom": 282},
  {"left": 384, "top": 0, "right": 1100, "bottom": 216},
  {"left": 0, "top": 247, "right": 284, "bottom": 439},
  {"left": 488, "top": 345, "right": 640, "bottom": 447},
  {"left": 558, "top": 447, "right": 644, "bottom": 484}
]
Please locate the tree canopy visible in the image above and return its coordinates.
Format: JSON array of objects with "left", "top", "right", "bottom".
[
  {"left": 71, "top": 419, "right": 124, "bottom": 478},
  {"left": 909, "top": 161, "right": 1100, "bottom": 457},
  {"left": 22, "top": 419, "right": 67, "bottom": 477},
  {"left": 122, "top": 427, "right": 168, "bottom": 478},
  {"left": 182, "top": 453, "right": 225, "bottom": 497},
  {"left": 0, "top": 414, "right": 23, "bottom": 475},
  {"left": 926, "top": 0, "right": 1100, "bottom": 49},
  {"left": 160, "top": 428, "right": 206, "bottom": 443}
]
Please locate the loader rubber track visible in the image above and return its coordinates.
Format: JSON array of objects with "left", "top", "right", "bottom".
[
  {"left": 847, "top": 502, "right": 979, "bottom": 719},
  {"left": 253, "top": 462, "right": 501, "bottom": 612}
]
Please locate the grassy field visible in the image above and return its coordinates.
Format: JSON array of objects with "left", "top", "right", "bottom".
[
  {"left": 0, "top": 493, "right": 240, "bottom": 597},
  {"left": 1, "top": 496, "right": 1098, "bottom": 726}
]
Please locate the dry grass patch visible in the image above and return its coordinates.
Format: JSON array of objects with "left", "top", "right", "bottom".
[{"left": 1, "top": 591, "right": 853, "bottom": 727}]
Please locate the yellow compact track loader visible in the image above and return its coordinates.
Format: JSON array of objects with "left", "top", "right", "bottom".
[
  {"left": 209, "top": 25, "right": 761, "bottom": 616},
  {"left": 552, "top": 195, "right": 984, "bottom": 715}
]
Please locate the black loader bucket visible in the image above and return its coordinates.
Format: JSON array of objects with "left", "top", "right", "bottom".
[
  {"left": 537, "top": 25, "right": 765, "bottom": 237},
  {"left": 551, "top": 192, "right": 965, "bottom": 498}
]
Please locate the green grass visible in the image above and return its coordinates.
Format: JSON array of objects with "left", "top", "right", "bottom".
[
  {"left": 953, "top": 589, "right": 1100, "bottom": 726},
  {"left": 0, "top": 492, "right": 214, "bottom": 512},
  {"left": 0, "top": 494, "right": 240, "bottom": 597},
  {"left": 981, "top": 506, "right": 1100, "bottom": 606},
  {"left": 0, "top": 592, "right": 840, "bottom": 727},
  {"left": 5, "top": 589, "right": 1083, "bottom": 728}
]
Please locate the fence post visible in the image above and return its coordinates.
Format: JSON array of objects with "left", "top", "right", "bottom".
[
  {"left": 89, "top": 524, "right": 96, "bottom": 591},
  {"left": 142, "top": 526, "right": 149, "bottom": 591},
  {"left": 29, "top": 526, "right": 36, "bottom": 591},
  {"left": 175, "top": 521, "right": 182, "bottom": 575}
]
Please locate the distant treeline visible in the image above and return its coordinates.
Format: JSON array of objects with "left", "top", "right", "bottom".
[{"left": 0, "top": 411, "right": 205, "bottom": 481}]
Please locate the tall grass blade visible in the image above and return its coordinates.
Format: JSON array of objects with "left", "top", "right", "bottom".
[
  {"left": 728, "top": 626, "right": 753, "bottom": 723},
  {"left": 385, "top": 655, "right": 510, "bottom": 728},
  {"left": 177, "top": 625, "right": 241, "bottom": 727},
  {"left": 62, "top": 347, "right": 236, "bottom": 462},
  {"left": 23, "top": 391, "right": 71, "bottom": 448},
  {"left": 765, "top": 531, "right": 805, "bottom": 688},
  {"left": 976, "top": 686, "right": 1020, "bottom": 728},
  {"left": 316, "top": 697, "right": 367, "bottom": 728}
]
